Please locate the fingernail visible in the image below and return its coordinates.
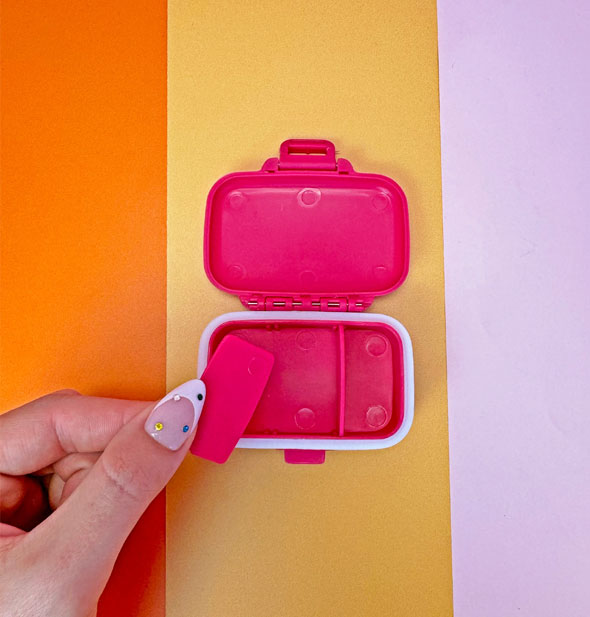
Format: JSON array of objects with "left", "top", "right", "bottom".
[{"left": 144, "top": 379, "right": 206, "bottom": 451}]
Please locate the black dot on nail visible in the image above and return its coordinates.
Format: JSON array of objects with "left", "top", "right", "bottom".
[{"left": 197, "top": 393, "right": 203, "bottom": 401}]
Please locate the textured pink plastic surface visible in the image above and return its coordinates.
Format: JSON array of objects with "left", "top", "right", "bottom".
[
  {"left": 283, "top": 449, "right": 327, "bottom": 464},
  {"left": 204, "top": 140, "right": 409, "bottom": 311},
  {"left": 207, "top": 320, "right": 404, "bottom": 441},
  {"left": 190, "top": 335, "right": 274, "bottom": 463}
]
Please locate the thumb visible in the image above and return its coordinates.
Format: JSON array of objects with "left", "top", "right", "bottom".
[{"left": 25, "top": 379, "right": 206, "bottom": 605}]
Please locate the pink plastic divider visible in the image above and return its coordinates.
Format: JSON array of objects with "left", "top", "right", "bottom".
[
  {"left": 191, "top": 335, "right": 274, "bottom": 463},
  {"left": 338, "top": 324, "right": 346, "bottom": 436}
]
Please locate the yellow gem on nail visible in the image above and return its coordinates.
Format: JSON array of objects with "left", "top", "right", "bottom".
[{"left": 154, "top": 422, "right": 163, "bottom": 431}]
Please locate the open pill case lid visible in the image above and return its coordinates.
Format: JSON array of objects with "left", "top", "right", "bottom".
[{"left": 203, "top": 139, "right": 410, "bottom": 311}]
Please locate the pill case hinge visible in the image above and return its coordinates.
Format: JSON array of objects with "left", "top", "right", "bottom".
[{"left": 239, "top": 295, "right": 372, "bottom": 312}]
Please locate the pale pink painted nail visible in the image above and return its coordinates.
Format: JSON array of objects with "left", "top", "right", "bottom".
[{"left": 144, "top": 379, "right": 206, "bottom": 451}]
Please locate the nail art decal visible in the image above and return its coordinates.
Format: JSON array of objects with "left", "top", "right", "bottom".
[{"left": 145, "top": 379, "right": 206, "bottom": 450}]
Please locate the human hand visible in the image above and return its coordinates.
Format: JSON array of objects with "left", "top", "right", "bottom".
[{"left": 0, "top": 381, "right": 205, "bottom": 617}]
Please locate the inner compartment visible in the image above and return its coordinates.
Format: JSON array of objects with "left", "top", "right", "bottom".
[
  {"left": 206, "top": 173, "right": 408, "bottom": 295},
  {"left": 207, "top": 319, "right": 405, "bottom": 439}
]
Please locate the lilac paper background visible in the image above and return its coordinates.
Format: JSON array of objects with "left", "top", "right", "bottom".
[{"left": 438, "top": 2, "right": 590, "bottom": 615}]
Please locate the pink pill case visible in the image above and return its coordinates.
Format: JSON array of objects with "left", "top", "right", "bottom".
[{"left": 198, "top": 139, "right": 414, "bottom": 463}]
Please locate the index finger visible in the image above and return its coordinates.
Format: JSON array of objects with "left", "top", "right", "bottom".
[{"left": 0, "top": 390, "right": 151, "bottom": 475}]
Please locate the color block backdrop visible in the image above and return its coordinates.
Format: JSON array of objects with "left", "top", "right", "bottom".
[
  {"left": 1, "top": 2, "right": 167, "bottom": 616},
  {"left": 166, "top": 1, "right": 451, "bottom": 616},
  {"left": 4, "top": 2, "right": 590, "bottom": 616},
  {"left": 2, "top": 1, "right": 452, "bottom": 616},
  {"left": 438, "top": 2, "right": 590, "bottom": 616}
]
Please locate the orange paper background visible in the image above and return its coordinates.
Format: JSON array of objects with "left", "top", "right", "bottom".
[{"left": 1, "top": 2, "right": 167, "bottom": 615}]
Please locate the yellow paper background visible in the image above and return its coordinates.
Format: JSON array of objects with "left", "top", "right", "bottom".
[{"left": 167, "top": 1, "right": 451, "bottom": 615}]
